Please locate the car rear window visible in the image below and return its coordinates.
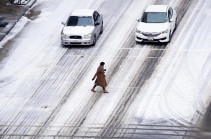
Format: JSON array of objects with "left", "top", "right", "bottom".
[
  {"left": 141, "top": 12, "right": 167, "bottom": 23},
  {"left": 67, "top": 16, "right": 93, "bottom": 26}
]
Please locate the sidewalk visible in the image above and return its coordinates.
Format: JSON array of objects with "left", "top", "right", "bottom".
[{"left": 0, "top": 0, "right": 36, "bottom": 41}]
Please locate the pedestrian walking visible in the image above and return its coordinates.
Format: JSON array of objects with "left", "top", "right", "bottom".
[{"left": 91, "top": 62, "right": 108, "bottom": 93}]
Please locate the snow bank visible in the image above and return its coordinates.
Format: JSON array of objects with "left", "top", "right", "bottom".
[{"left": 0, "top": 16, "right": 30, "bottom": 48}]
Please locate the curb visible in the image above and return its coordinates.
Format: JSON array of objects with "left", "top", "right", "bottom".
[{"left": 0, "top": 0, "right": 37, "bottom": 42}]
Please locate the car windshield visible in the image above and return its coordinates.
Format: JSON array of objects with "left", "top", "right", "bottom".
[
  {"left": 141, "top": 12, "right": 167, "bottom": 23},
  {"left": 67, "top": 16, "right": 93, "bottom": 26}
]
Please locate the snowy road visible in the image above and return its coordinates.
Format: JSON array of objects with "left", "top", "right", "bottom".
[{"left": 0, "top": 0, "right": 211, "bottom": 138}]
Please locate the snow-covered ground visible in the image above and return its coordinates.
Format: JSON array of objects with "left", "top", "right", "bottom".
[{"left": 0, "top": 0, "right": 211, "bottom": 138}]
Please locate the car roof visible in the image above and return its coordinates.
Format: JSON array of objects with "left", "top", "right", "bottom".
[
  {"left": 71, "top": 9, "right": 95, "bottom": 16},
  {"left": 145, "top": 5, "right": 168, "bottom": 12}
]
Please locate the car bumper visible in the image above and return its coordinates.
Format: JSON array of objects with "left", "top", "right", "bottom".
[
  {"left": 135, "top": 33, "right": 169, "bottom": 42},
  {"left": 61, "top": 38, "right": 93, "bottom": 45}
]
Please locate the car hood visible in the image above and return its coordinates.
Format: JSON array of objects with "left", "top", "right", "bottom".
[
  {"left": 63, "top": 26, "right": 94, "bottom": 35},
  {"left": 137, "top": 22, "right": 169, "bottom": 33}
]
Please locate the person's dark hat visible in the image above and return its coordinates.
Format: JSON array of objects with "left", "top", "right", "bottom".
[{"left": 100, "top": 62, "right": 105, "bottom": 66}]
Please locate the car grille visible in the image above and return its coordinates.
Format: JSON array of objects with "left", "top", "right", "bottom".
[
  {"left": 69, "top": 36, "right": 82, "bottom": 39},
  {"left": 143, "top": 32, "right": 160, "bottom": 37}
]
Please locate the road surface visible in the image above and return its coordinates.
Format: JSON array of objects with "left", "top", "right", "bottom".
[{"left": 0, "top": 0, "right": 211, "bottom": 138}]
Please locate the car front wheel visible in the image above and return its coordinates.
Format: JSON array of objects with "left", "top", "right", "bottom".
[
  {"left": 168, "top": 31, "right": 172, "bottom": 42},
  {"left": 92, "top": 36, "right": 96, "bottom": 46}
]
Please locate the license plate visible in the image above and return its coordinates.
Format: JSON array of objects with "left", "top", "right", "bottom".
[{"left": 148, "top": 37, "right": 153, "bottom": 41}]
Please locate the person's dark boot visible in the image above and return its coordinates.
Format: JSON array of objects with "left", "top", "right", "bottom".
[
  {"left": 103, "top": 90, "right": 108, "bottom": 93},
  {"left": 91, "top": 88, "right": 96, "bottom": 92}
]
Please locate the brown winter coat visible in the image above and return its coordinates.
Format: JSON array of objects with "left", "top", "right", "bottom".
[{"left": 93, "top": 66, "right": 107, "bottom": 87}]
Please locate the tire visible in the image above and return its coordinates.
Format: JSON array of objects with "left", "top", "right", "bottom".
[
  {"left": 92, "top": 36, "right": 96, "bottom": 46},
  {"left": 100, "top": 22, "right": 103, "bottom": 34}
]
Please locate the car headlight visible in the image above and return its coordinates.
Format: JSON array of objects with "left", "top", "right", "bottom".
[
  {"left": 136, "top": 29, "right": 142, "bottom": 34},
  {"left": 160, "top": 29, "right": 168, "bottom": 34},
  {"left": 83, "top": 33, "right": 92, "bottom": 39},
  {"left": 61, "top": 33, "right": 68, "bottom": 39}
]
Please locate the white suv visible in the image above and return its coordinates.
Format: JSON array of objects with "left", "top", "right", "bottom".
[
  {"left": 135, "top": 5, "right": 177, "bottom": 43},
  {"left": 61, "top": 9, "right": 103, "bottom": 46}
]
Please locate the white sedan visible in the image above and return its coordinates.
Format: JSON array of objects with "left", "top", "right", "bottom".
[
  {"left": 135, "top": 5, "right": 177, "bottom": 43},
  {"left": 61, "top": 9, "right": 103, "bottom": 46}
]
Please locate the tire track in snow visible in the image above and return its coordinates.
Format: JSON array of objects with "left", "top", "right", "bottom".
[
  {"left": 1, "top": 55, "right": 84, "bottom": 137},
  {"left": 99, "top": 49, "right": 166, "bottom": 138},
  {"left": 0, "top": 0, "right": 100, "bottom": 137},
  {"left": 146, "top": 0, "right": 201, "bottom": 127},
  {"left": 0, "top": 124, "right": 204, "bottom": 138},
  {"left": 157, "top": 0, "right": 208, "bottom": 137},
  {"left": 55, "top": 0, "right": 161, "bottom": 137},
  {"left": 66, "top": 0, "right": 167, "bottom": 137},
  {"left": 98, "top": 0, "right": 195, "bottom": 138},
  {"left": 67, "top": 0, "right": 189, "bottom": 137},
  {"left": 0, "top": 0, "right": 196, "bottom": 138},
  {"left": 32, "top": 0, "right": 138, "bottom": 137},
  {"left": 4, "top": 0, "right": 114, "bottom": 136},
  {"left": 54, "top": 0, "right": 142, "bottom": 137},
  {"left": 132, "top": 0, "right": 200, "bottom": 130},
  {"left": 160, "top": 0, "right": 207, "bottom": 127},
  {"left": 0, "top": 0, "right": 147, "bottom": 137}
]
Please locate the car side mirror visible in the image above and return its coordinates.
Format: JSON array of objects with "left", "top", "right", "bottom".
[
  {"left": 61, "top": 22, "right": 65, "bottom": 25},
  {"left": 94, "top": 22, "right": 100, "bottom": 26}
]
